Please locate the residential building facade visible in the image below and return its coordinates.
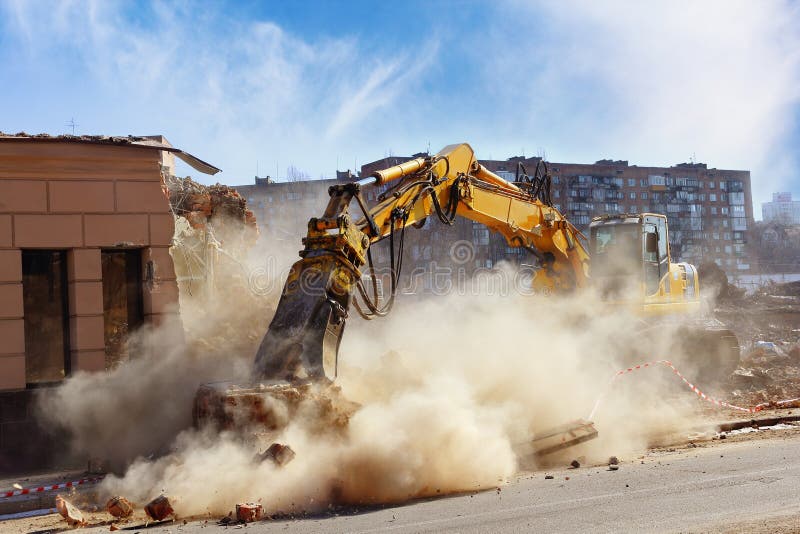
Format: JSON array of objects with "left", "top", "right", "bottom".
[
  {"left": 235, "top": 153, "right": 754, "bottom": 286},
  {"left": 363, "top": 153, "right": 754, "bottom": 272}
]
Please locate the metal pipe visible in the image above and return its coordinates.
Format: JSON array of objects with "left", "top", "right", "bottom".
[
  {"left": 355, "top": 176, "right": 377, "bottom": 187},
  {"left": 471, "top": 162, "right": 522, "bottom": 193},
  {"left": 371, "top": 157, "right": 427, "bottom": 185}
]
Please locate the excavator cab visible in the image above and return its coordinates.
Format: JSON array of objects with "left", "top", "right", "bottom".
[
  {"left": 589, "top": 213, "right": 675, "bottom": 302},
  {"left": 589, "top": 212, "right": 739, "bottom": 383}
]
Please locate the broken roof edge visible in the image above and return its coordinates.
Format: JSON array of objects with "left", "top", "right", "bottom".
[
  {"left": 144, "top": 144, "right": 222, "bottom": 175},
  {"left": 0, "top": 133, "right": 222, "bottom": 175}
]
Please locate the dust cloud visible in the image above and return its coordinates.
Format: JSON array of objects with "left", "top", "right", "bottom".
[{"left": 36, "top": 232, "right": 708, "bottom": 518}]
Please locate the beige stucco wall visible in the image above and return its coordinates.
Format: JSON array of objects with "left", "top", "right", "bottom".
[{"left": 0, "top": 140, "right": 180, "bottom": 391}]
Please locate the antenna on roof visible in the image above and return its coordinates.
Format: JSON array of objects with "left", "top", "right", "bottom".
[{"left": 66, "top": 118, "right": 78, "bottom": 136}]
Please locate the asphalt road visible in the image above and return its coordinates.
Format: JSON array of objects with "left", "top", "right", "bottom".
[{"left": 10, "top": 429, "right": 800, "bottom": 533}]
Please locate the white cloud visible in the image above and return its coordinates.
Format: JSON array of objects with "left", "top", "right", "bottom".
[
  {"left": 482, "top": 0, "right": 800, "bottom": 210},
  {"left": 1, "top": 0, "right": 797, "bottom": 212},
  {"left": 0, "top": 2, "right": 439, "bottom": 183}
]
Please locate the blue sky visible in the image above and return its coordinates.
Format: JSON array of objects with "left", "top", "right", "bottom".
[{"left": 1, "top": 0, "right": 799, "bottom": 213}]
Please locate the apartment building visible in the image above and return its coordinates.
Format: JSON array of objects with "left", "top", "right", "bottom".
[
  {"left": 362, "top": 153, "right": 754, "bottom": 272},
  {"left": 235, "top": 152, "right": 753, "bottom": 288},
  {"left": 762, "top": 192, "right": 800, "bottom": 225}
]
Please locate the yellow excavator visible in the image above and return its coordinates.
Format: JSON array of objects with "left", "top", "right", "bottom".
[{"left": 194, "top": 143, "right": 739, "bottom": 445}]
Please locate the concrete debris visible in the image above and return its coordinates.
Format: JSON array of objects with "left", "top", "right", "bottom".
[
  {"left": 195, "top": 381, "right": 357, "bottom": 437},
  {"left": 144, "top": 494, "right": 174, "bottom": 522},
  {"left": 106, "top": 496, "right": 134, "bottom": 518},
  {"left": 56, "top": 495, "right": 86, "bottom": 526},
  {"left": 236, "top": 503, "right": 264, "bottom": 523},
  {"left": 715, "top": 278, "right": 800, "bottom": 408},
  {"left": 608, "top": 456, "right": 619, "bottom": 465},
  {"left": 166, "top": 175, "right": 258, "bottom": 236},
  {"left": 258, "top": 443, "right": 296, "bottom": 467}
]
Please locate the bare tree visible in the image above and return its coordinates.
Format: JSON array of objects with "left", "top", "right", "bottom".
[{"left": 286, "top": 165, "right": 311, "bottom": 182}]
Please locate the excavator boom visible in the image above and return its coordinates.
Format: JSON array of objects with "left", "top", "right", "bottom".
[{"left": 252, "top": 143, "right": 589, "bottom": 382}]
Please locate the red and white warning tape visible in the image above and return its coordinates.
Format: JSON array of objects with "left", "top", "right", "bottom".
[
  {"left": 1, "top": 476, "right": 104, "bottom": 499},
  {"left": 588, "top": 360, "right": 800, "bottom": 420}
]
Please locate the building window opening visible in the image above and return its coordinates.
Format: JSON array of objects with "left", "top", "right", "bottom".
[
  {"left": 22, "top": 250, "right": 70, "bottom": 385},
  {"left": 102, "top": 250, "right": 144, "bottom": 369}
]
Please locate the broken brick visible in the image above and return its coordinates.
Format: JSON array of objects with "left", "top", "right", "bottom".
[
  {"left": 106, "top": 496, "right": 134, "bottom": 518},
  {"left": 236, "top": 503, "right": 263, "bottom": 523},
  {"left": 258, "top": 443, "right": 296, "bottom": 467},
  {"left": 145, "top": 495, "right": 174, "bottom": 522},
  {"left": 56, "top": 495, "right": 85, "bottom": 526}
]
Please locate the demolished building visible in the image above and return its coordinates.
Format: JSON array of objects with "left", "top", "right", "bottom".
[{"left": 0, "top": 133, "right": 222, "bottom": 472}]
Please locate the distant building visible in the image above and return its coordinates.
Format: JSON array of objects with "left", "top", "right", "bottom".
[
  {"left": 762, "top": 192, "right": 800, "bottom": 225},
  {"left": 364, "top": 153, "right": 754, "bottom": 271},
  {"left": 235, "top": 175, "right": 355, "bottom": 244},
  {"left": 233, "top": 153, "right": 754, "bottom": 274}
]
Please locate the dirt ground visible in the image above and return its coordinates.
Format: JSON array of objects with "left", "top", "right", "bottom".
[{"left": 715, "top": 280, "right": 800, "bottom": 408}]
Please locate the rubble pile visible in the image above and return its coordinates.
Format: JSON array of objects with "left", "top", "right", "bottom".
[
  {"left": 163, "top": 173, "right": 273, "bottom": 357},
  {"left": 728, "top": 340, "right": 800, "bottom": 407},
  {"left": 194, "top": 381, "right": 357, "bottom": 439},
  {"left": 166, "top": 175, "right": 258, "bottom": 238},
  {"left": 714, "top": 279, "right": 800, "bottom": 408}
]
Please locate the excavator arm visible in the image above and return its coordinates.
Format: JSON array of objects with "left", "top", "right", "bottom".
[{"left": 253, "top": 143, "right": 590, "bottom": 382}]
